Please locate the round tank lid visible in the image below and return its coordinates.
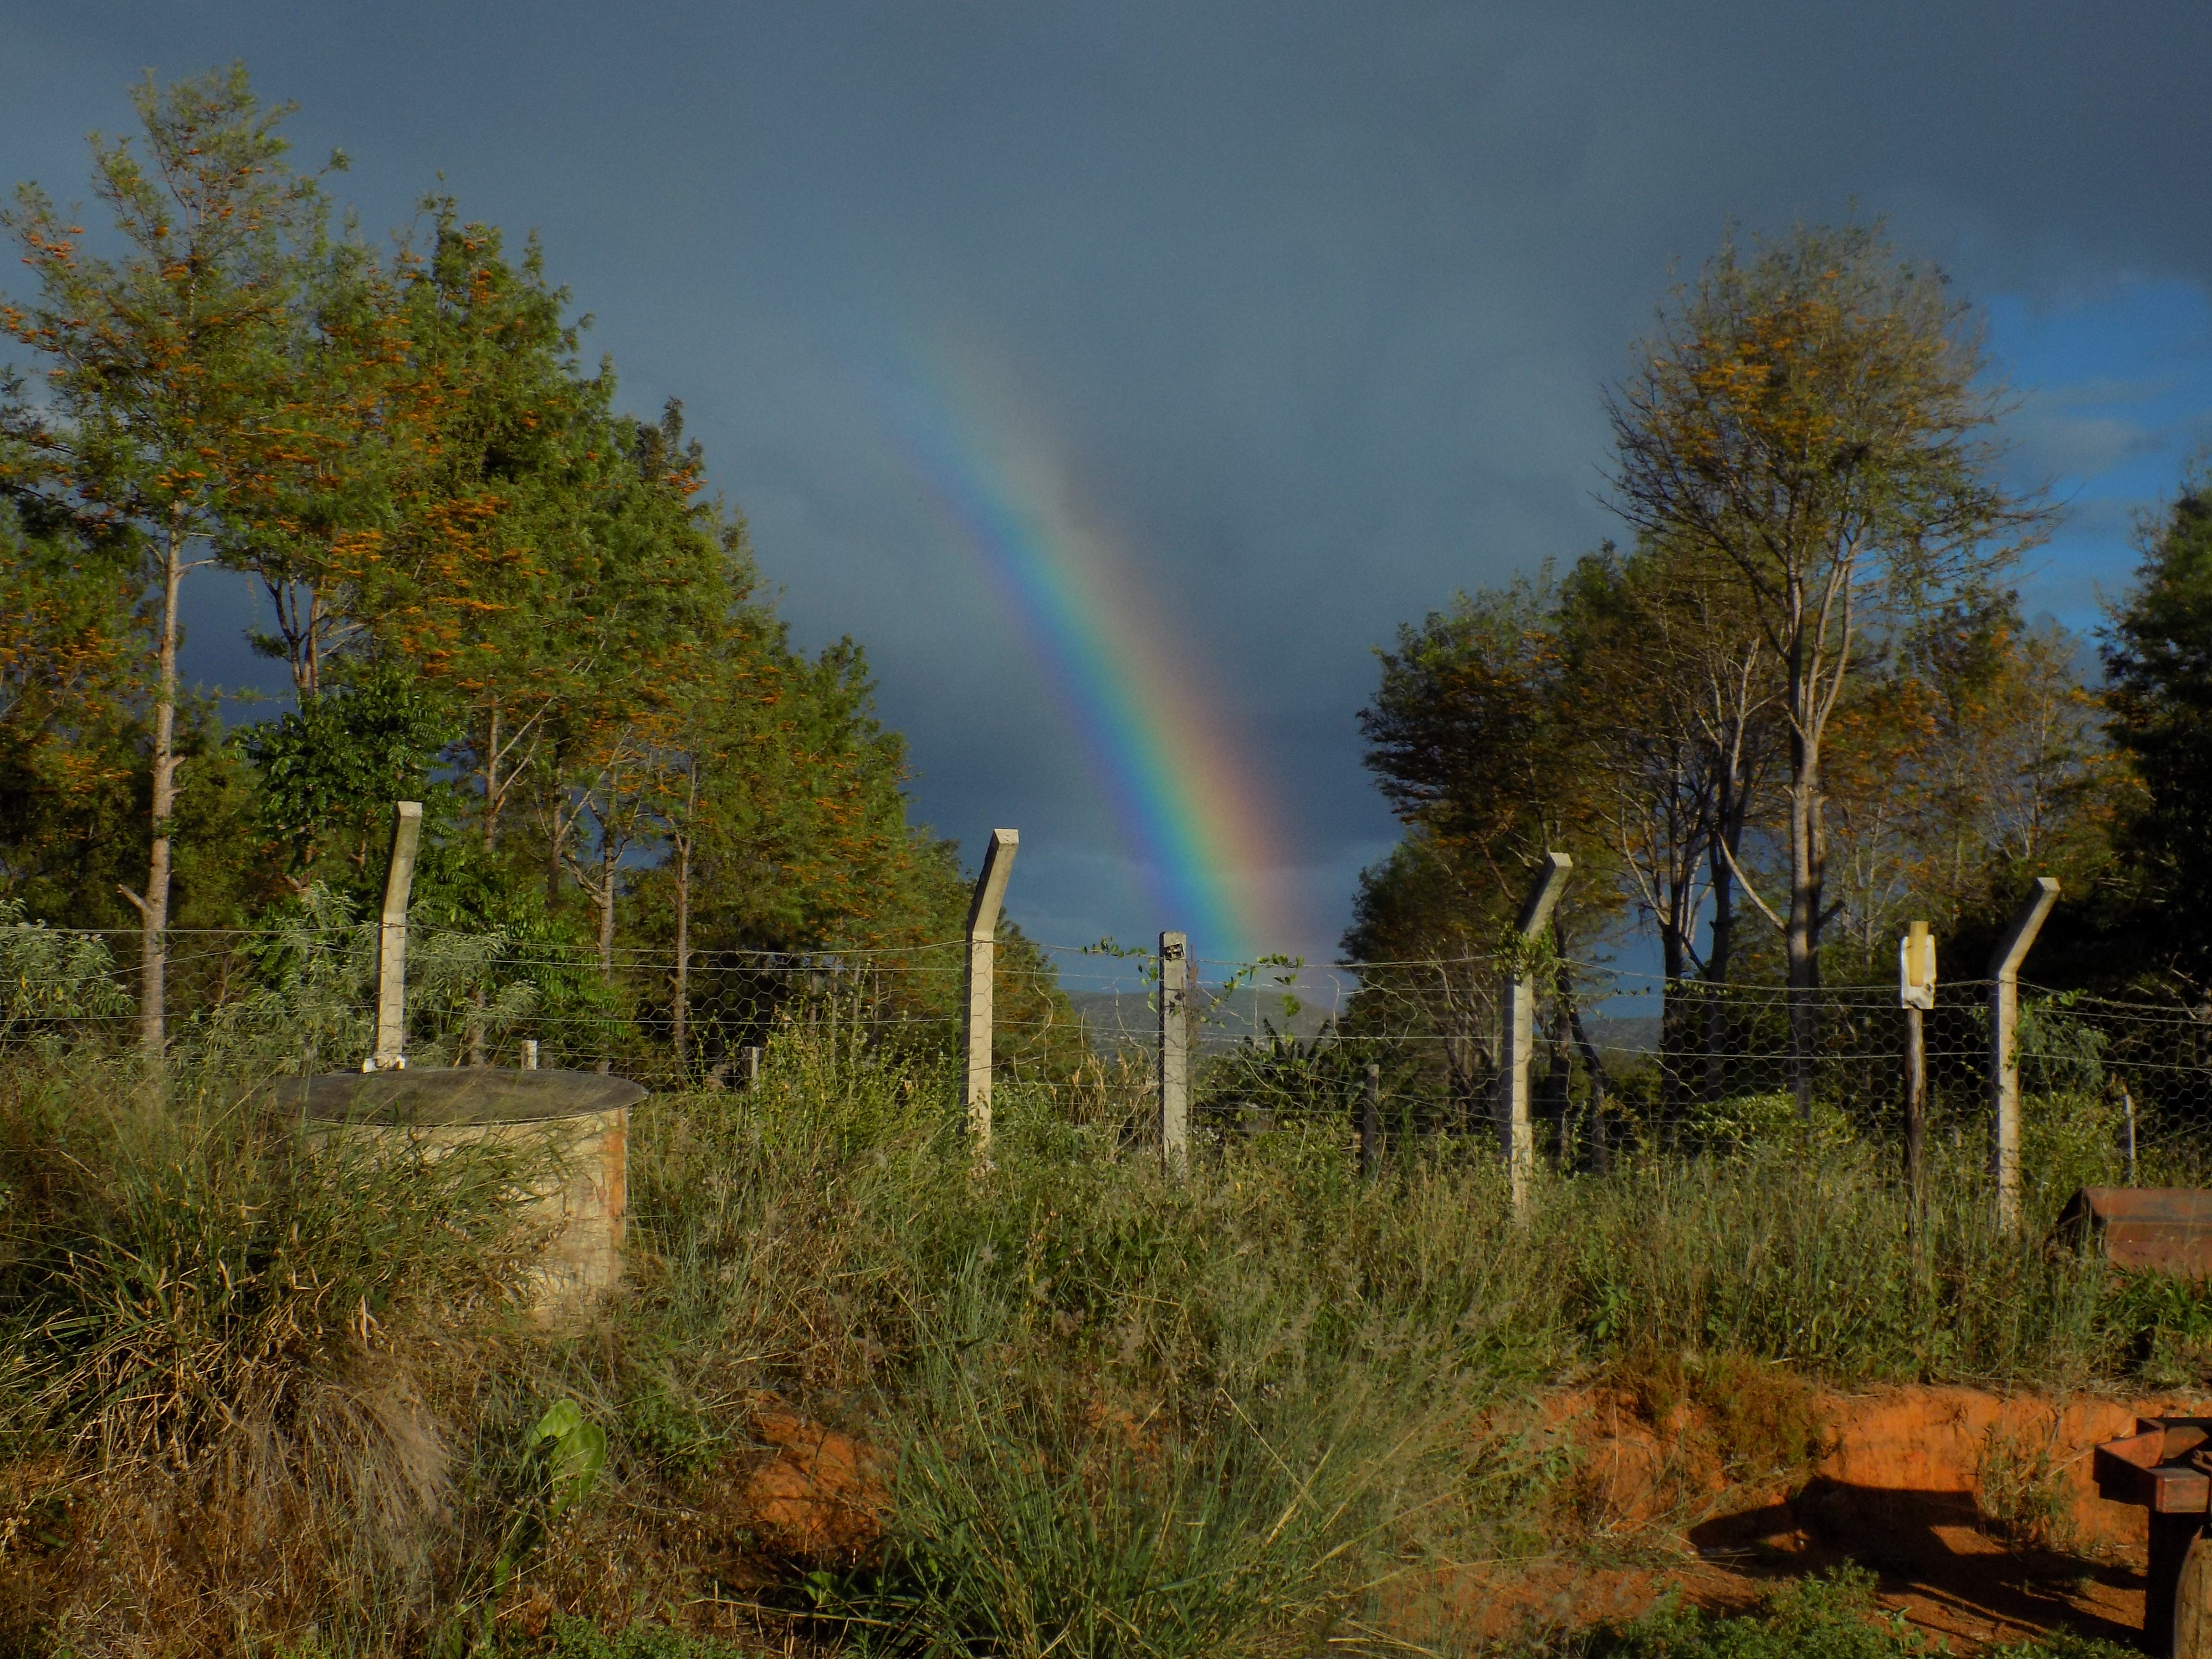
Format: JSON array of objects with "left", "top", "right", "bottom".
[{"left": 274, "top": 1067, "right": 647, "bottom": 1125}]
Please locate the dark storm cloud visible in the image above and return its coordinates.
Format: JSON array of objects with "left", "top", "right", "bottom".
[{"left": 3, "top": 1, "right": 2208, "bottom": 954}]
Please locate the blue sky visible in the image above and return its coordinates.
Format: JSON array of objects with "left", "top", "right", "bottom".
[
  {"left": 6, "top": 2, "right": 2211, "bottom": 963},
  {"left": 1990, "top": 281, "right": 2212, "bottom": 633}
]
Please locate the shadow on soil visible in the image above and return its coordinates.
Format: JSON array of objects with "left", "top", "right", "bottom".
[{"left": 1690, "top": 1482, "right": 2147, "bottom": 1650}]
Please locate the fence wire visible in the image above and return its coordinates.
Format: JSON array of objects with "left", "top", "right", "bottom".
[{"left": 7, "top": 918, "right": 2210, "bottom": 1185}]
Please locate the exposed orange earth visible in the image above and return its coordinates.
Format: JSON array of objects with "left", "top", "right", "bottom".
[
  {"left": 1430, "top": 1381, "right": 2212, "bottom": 1651},
  {"left": 722, "top": 1382, "right": 2209, "bottom": 1651}
]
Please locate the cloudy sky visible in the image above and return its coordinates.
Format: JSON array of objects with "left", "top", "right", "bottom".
[{"left": 4, "top": 2, "right": 2209, "bottom": 964}]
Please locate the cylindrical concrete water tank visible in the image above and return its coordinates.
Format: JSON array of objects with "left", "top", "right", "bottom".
[{"left": 274, "top": 1068, "right": 644, "bottom": 1312}]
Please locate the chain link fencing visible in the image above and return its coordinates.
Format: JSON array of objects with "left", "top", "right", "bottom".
[{"left": 8, "top": 910, "right": 2211, "bottom": 1191}]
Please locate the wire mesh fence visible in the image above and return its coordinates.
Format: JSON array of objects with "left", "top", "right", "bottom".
[
  {"left": 1009, "top": 951, "right": 2212, "bottom": 1189},
  {"left": 8, "top": 912, "right": 2211, "bottom": 1188},
  {"left": 0, "top": 917, "right": 979, "bottom": 1088}
]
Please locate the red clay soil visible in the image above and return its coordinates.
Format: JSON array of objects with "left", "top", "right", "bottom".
[
  {"left": 722, "top": 1385, "right": 2203, "bottom": 1651},
  {"left": 1435, "top": 1383, "right": 2212, "bottom": 1652},
  {"left": 738, "top": 1407, "right": 888, "bottom": 1563}
]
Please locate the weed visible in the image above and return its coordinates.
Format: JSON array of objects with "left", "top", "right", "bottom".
[
  {"left": 2109, "top": 1268, "right": 2212, "bottom": 1387},
  {"left": 1698, "top": 1354, "right": 1830, "bottom": 1477},
  {"left": 532, "top": 1619, "right": 760, "bottom": 1657},
  {"left": 1975, "top": 1420, "right": 2074, "bottom": 1550}
]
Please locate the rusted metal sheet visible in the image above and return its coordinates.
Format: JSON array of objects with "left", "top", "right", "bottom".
[
  {"left": 2097, "top": 1418, "right": 2212, "bottom": 1652},
  {"left": 2058, "top": 1187, "right": 2212, "bottom": 1278},
  {"left": 2097, "top": 1418, "right": 2212, "bottom": 1513}
]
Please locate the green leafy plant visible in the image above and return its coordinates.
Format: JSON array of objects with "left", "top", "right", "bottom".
[
  {"left": 1975, "top": 1419, "right": 2074, "bottom": 1550},
  {"left": 0, "top": 901, "right": 131, "bottom": 1049},
  {"left": 494, "top": 1399, "right": 608, "bottom": 1589}
]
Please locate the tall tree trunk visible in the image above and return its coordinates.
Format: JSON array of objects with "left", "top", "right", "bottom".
[
  {"left": 597, "top": 829, "right": 617, "bottom": 977},
  {"left": 1785, "top": 704, "right": 1826, "bottom": 1124},
  {"left": 483, "top": 700, "right": 501, "bottom": 850},
  {"left": 671, "top": 834, "right": 691, "bottom": 1070},
  {"left": 1566, "top": 994, "right": 1614, "bottom": 1173},
  {"left": 303, "top": 584, "right": 321, "bottom": 697},
  {"left": 546, "top": 780, "right": 566, "bottom": 909},
  {"left": 129, "top": 515, "right": 185, "bottom": 1057},
  {"left": 1657, "top": 920, "right": 1686, "bottom": 1122},
  {"left": 1705, "top": 834, "right": 1736, "bottom": 1104},
  {"left": 1543, "top": 998, "right": 1573, "bottom": 1164}
]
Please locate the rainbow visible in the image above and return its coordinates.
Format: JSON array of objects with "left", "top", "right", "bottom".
[{"left": 871, "top": 349, "right": 1291, "bottom": 963}]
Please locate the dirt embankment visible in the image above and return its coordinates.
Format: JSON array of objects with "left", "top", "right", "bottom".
[
  {"left": 1439, "top": 1372, "right": 2212, "bottom": 1651},
  {"left": 633, "top": 1379, "right": 2200, "bottom": 1652}
]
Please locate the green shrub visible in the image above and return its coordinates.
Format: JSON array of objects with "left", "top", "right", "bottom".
[{"left": 826, "top": 1358, "right": 1404, "bottom": 1659}]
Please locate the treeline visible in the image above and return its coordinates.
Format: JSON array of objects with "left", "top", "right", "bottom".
[
  {"left": 0, "top": 67, "right": 1061, "bottom": 1070},
  {"left": 1350, "top": 220, "right": 2209, "bottom": 1087}
]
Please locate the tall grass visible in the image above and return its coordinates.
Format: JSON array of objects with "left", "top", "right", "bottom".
[
  {"left": 0, "top": 1021, "right": 2188, "bottom": 1656},
  {"left": 581, "top": 1036, "right": 2149, "bottom": 1653},
  {"left": 0, "top": 1048, "right": 554, "bottom": 1654}
]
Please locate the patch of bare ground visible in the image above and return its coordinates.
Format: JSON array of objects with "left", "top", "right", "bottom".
[{"left": 1412, "top": 1372, "right": 2212, "bottom": 1653}]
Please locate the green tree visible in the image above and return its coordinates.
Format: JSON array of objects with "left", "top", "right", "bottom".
[
  {"left": 1607, "top": 221, "right": 2049, "bottom": 1109},
  {"left": 2103, "top": 483, "right": 2212, "bottom": 984},
  {"left": 1352, "top": 575, "right": 1628, "bottom": 1120},
  {"left": 243, "top": 661, "right": 454, "bottom": 896},
  {"left": 1358, "top": 571, "right": 1589, "bottom": 899},
  {"left": 0, "top": 436, "right": 145, "bottom": 919},
  {"left": 1820, "top": 592, "right": 2111, "bottom": 966},
  {"left": 0, "top": 64, "right": 336, "bottom": 1050}
]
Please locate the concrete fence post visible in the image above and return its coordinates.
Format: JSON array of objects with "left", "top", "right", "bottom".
[
  {"left": 1159, "top": 931, "right": 1190, "bottom": 1176},
  {"left": 1498, "top": 852, "right": 1572, "bottom": 1216},
  {"left": 370, "top": 802, "right": 423, "bottom": 1072},
  {"left": 1989, "top": 876, "right": 2060, "bottom": 1231},
  {"left": 1900, "top": 920, "right": 1936, "bottom": 1223},
  {"left": 962, "top": 828, "right": 1019, "bottom": 1157}
]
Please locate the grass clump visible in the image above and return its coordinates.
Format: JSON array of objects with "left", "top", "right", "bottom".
[
  {"left": 529, "top": 1620, "right": 760, "bottom": 1658},
  {"left": 826, "top": 1362, "right": 1401, "bottom": 1659},
  {"left": 0, "top": 1049, "right": 555, "bottom": 1654}
]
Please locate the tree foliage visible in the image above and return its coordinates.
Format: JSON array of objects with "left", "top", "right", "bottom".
[
  {"left": 2102, "top": 483, "right": 2212, "bottom": 985},
  {"left": 0, "top": 64, "right": 1017, "bottom": 1071},
  {"left": 1607, "top": 220, "right": 2050, "bottom": 1017}
]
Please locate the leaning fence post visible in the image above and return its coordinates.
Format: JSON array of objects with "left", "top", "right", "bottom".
[
  {"left": 962, "top": 828, "right": 1019, "bottom": 1157},
  {"left": 1159, "top": 931, "right": 1190, "bottom": 1176},
  {"left": 1989, "top": 877, "right": 2060, "bottom": 1230},
  {"left": 370, "top": 802, "right": 423, "bottom": 1072},
  {"left": 1499, "top": 852, "right": 1573, "bottom": 1215}
]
